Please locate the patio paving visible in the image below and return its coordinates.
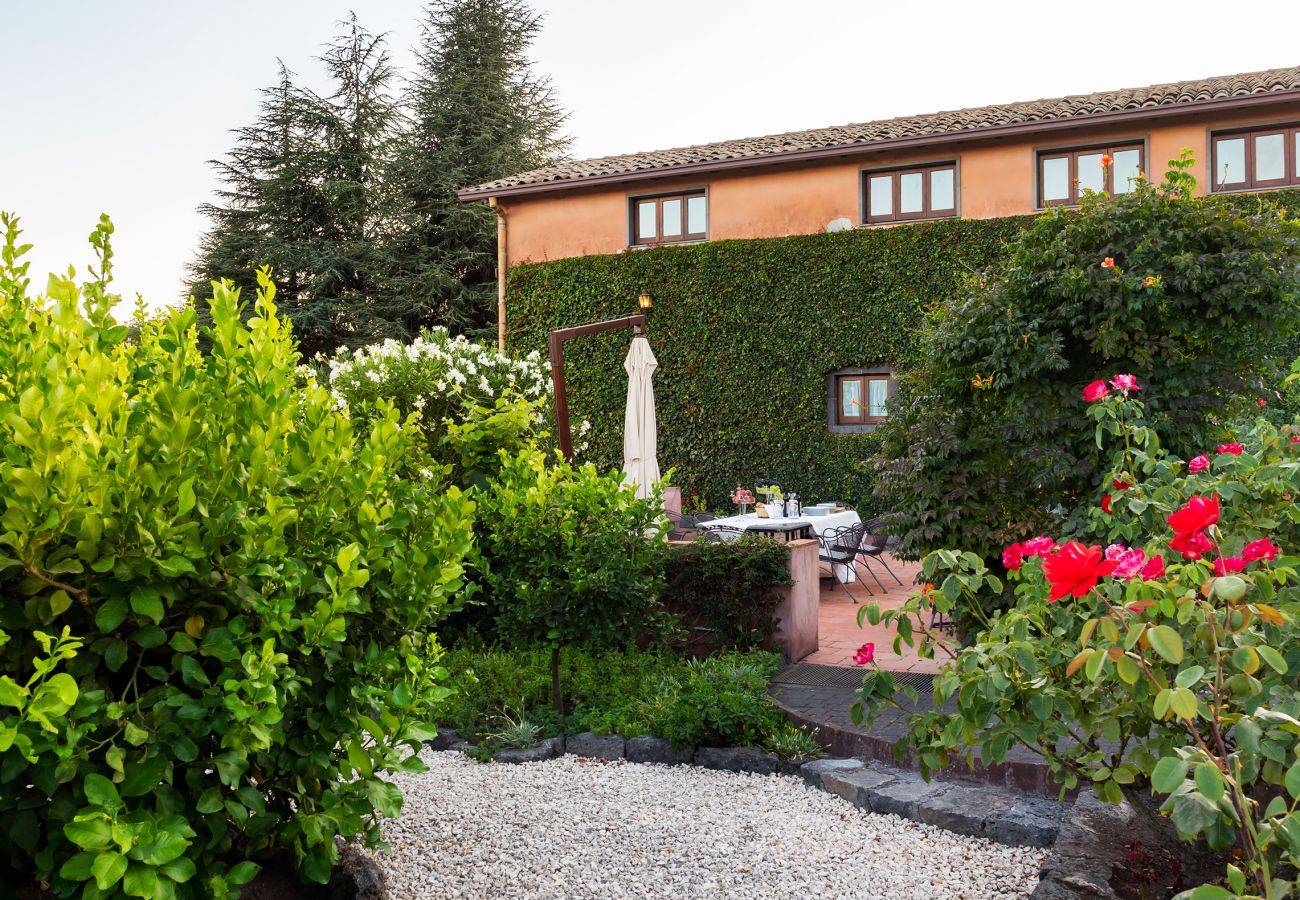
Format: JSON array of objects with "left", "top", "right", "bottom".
[{"left": 804, "top": 552, "right": 943, "bottom": 673}]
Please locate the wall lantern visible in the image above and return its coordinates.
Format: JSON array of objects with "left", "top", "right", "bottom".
[{"left": 637, "top": 290, "right": 653, "bottom": 310}]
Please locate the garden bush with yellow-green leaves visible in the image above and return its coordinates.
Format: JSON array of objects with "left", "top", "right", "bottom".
[{"left": 0, "top": 215, "right": 475, "bottom": 898}]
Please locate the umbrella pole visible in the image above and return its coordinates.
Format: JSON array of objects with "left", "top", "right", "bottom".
[{"left": 547, "top": 314, "right": 647, "bottom": 462}]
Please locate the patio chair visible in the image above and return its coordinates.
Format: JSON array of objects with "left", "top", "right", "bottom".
[
  {"left": 818, "top": 523, "right": 869, "bottom": 601},
  {"left": 855, "top": 517, "right": 905, "bottom": 588},
  {"left": 664, "top": 510, "right": 700, "bottom": 541},
  {"left": 701, "top": 525, "right": 746, "bottom": 542}
]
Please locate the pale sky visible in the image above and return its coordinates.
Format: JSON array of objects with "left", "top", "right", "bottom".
[{"left": 4, "top": 0, "right": 1300, "bottom": 310}]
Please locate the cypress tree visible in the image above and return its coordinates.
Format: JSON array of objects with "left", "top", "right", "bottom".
[{"left": 387, "top": 0, "right": 570, "bottom": 337}]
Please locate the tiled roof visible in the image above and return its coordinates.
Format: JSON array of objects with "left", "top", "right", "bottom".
[{"left": 461, "top": 65, "right": 1300, "bottom": 198}]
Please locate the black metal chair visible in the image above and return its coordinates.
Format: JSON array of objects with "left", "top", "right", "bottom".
[
  {"left": 701, "top": 525, "right": 746, "bottom": 542},
  {"left": 664, "top": 510, "right": 699, "bottom": 541},
  {"left": 855, "top": 517, "right": 905, "bottom": 588},
  {"left": 818, "top": 523, "right": 869, "bottom": 601}
]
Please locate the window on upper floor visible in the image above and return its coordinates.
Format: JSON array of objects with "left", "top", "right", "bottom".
[
  {"left": 1211, "top": 124, "right": 1300, "bottom": 192},
  {"left": 630, "top": 190, "right": 708, "bottom": 246},
  {"left": 1038, "top": 143, "right": 1143, "bottom": 207},
  {"left": 862, "top": 163, "right": 957, "bottom": 224}
]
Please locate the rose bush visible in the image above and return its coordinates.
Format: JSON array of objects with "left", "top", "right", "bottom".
[{"left": 857, "top": 378, "right": 1300, "bottom": 899}]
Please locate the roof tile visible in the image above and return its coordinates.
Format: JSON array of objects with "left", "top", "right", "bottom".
[{"left": 462, "top": 65, "right": 1300, "bottom": 196}]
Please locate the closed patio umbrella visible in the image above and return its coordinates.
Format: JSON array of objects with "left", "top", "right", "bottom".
[{"left": 622, "top": 334, "right": 660, "bottom": 499}]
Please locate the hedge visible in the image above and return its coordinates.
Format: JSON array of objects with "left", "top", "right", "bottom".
[{"left": 505, "top": 190, "right": 1300, "bottom": 512}]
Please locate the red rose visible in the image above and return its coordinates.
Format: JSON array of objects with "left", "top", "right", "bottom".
[
  {"left": 1101, "top": 494, "right": 1113, "bottom": 515},
  {"left": 1042, "top": 541, "right": 1118, "bottom": 602},
  {"left": 1167, "top": 494, "right": 1219, "bottom": 536},
  {"left": 1139, "top": 554, "right": 1165, "bottom": 580},
  {"left": 1257, "top": 398, "right": 1267, "bottom": 408},
  {"left": 1212, "top": 557, "right": 1245, "bottom": 576},
  {"left": 1100, "top": 154, "right": 1114, "bottom": 167},
  {"left": 1243, "top": 538, "right": 1280, "bottom": 562},
  {"left": 1002, "top": 542, "right": 1024, "bottom": 570},
  {"left": 852, "top": 642, "right": 875, "bottom": 666},
  {"left": 1169, "top": 531, "right": 1214, "bottom": 560},
  {"left": 1292, "top": 435, "right": 1300, "bottom": 444},
  {"left": 1113, "top": 478, "right": 1132, "bottom": 491},
  {"left": 1187, "top": 454, "right": 1210, "bottom": 474},
  {"left": 1217, "top": 443, "right": 1244, "bottom": 455},
  {"left": 1083, "top": 380, "right": 1110, "bottom": 402}
]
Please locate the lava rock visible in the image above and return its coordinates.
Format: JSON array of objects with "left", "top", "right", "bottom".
[
  {"left": 495, "top": 739, "right": 561, "bottom": 765},
  {"left": 694, "top": 746, "right": 778, "bottom": 775},
  {"left": 565, "top": 732, "right": 625, "bottom": 760},
  {"left": 330, "top": 844, "right": 387, "bottom": 899},
  {"left": 426, "top": 728, "right": 462, "bottom": 752},
  {"left": 625, "top": 735, "right": 694, "bottom": 766}
]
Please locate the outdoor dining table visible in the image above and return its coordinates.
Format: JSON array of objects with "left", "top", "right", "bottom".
[{"left": 699, "top": 509, "right": 864, "bottom": 581}]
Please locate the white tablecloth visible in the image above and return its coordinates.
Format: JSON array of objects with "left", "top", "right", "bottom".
[{"left": 700, "top": 510, "right": 862, "bottom": 581}]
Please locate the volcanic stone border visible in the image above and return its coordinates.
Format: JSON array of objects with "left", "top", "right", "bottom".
[{"left": 427, "top": 729, "right": 1070, "bottom": 849}]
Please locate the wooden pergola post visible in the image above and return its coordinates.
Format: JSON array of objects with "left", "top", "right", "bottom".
[{"left": 548, "top": 314, "right": 647, "bottom": 462}]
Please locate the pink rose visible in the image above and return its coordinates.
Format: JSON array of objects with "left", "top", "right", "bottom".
[
  {"left": 1022, "top": 536, "right": 1057, "bottom": 557},
  {"left": 1212, "top": 557, "right": 1245, "bottom": 576},
  {"left": 1002, "top": 542, "right": 1025, "bottom": 571},
  {"left": 1292, "top": 435, "right": 1300, "bottom": 444},
  {"left": 1257, "top": 397, "right": 1267, "bottom": 408},
  {"left": 1110, "top": 548, "right": 1148, "bottom": 580},
  {"left": 852, "top": 642, "right": 875, "bottom": 666},
  {"left": 1083, "top": 380, "right": 1110, "bottom": 402},
  {"left": 1243, "top": 538, "right": 1280, "bottom": 562},
  {"left": 1217, "top": 443, "right": 1244, "bottom": 455},
  {"left": 1109, "top": 374, "right": 1140, "bottom": 393},
  {"left": 1139, "top": 554, "right": 1165, "bottom": 580},
  {"left": 1187, "top": 454, "right": 1210, "bottom": 473}
]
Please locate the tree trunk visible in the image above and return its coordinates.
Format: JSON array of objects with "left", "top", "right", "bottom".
[{"left": 551, "top": 645, "right": 562, "bottom": 714}]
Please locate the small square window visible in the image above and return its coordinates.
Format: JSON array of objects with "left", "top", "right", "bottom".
[{"left": 833, "top": 372, "right": 892, "bottom": 427}]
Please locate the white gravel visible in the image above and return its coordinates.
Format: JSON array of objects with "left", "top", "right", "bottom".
[{"left": 370, "top": 751, "right": 1047, "bottom": 900}]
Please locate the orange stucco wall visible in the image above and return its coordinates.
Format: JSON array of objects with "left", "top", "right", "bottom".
[{"left": 495, "top": 104, "right": 1300, "bottom": 266}]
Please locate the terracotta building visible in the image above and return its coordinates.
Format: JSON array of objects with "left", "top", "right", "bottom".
[{"left": 461, "top": 65, "right": 1300, "bottom": 346}]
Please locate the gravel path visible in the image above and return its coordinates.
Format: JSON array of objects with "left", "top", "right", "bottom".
[{"left": 371, "top": 751, "right": 1047, "bottom": 899}]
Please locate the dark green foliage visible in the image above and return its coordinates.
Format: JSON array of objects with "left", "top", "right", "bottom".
[
  {"left": 190, "top": 17, "right": 406, "bottom": 359},
  {"left": 386, "top": 0, "right": 570, "bottom": 336},
  {"left": 506, "top": 178, "right": 1300, "bottom": 544},
  {"left": 474, "top": 449, "right": 665, "bottom": 709},
  {"left": 437, "top": 646, "right": 791, "bottom": 750},
  {"left": 661, "top": 536, "right": 793, "bottom": 654},
  {"left": 874, "top": 158, "right": 1300, "bottom": 569},
  {"left": 506, "top": 216, "right": 1029, "bottom": 512}
]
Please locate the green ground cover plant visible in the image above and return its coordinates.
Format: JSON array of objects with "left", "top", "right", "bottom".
[
  {"left": 0, "top": 216, "right": 474, "bottom": 897},
  {"left": 857, "top": 378, "right": 1300, "bottom": 899},
  {"left": 436, "top": 646, "right": 800, "bottom": 752}
]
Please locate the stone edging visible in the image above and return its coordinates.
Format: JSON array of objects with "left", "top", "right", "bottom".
[
  {"left": 427, "top": 729, "right": 1069, "bottom": 849},
  {"left": 771, "top": 690, "right": 1063, "bottom": 797}
]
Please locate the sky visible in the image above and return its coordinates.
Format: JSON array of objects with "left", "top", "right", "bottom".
[{"left": 4, "top": 0, "right": 1300, "bottom": 310}]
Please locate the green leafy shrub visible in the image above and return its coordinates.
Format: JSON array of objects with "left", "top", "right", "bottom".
[
  {"left": 660, "top": 536, "right": 792, "bottom": 654},
  {"left": 857, "top": 380, "right": 1300, "bottom": 899},
  {"left": 640, "top": 654, "right": 788, "bottom": 749},
  {"left": 436, "top": 646, "right": 792, "bottom": 750},
  {"left": 0, "top": 216, "right": 474, "bottom": 897},
  {"left": 475, "top": 449, "right": 665, "bottom": 711},
  {"left": 322, "top": 328, "right": 558, "bottom": 486},
  {"left": 874, "top": 154, "right": 1300, "bottom": 584}
]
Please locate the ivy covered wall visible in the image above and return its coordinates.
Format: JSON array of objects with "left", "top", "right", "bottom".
[{"left": 505, "top": 191, "right": 1300, "bottom": 512}]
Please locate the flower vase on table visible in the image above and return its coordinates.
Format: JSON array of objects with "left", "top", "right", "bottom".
[{"left": 730, "top": 487, "right": 755, "bottom": 517}]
